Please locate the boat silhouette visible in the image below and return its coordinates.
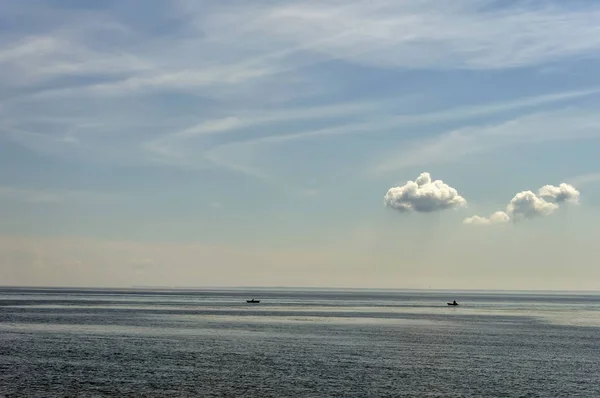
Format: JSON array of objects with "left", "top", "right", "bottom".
[{"left": 246, "top": 298, "right": 260, "bottom": 304}]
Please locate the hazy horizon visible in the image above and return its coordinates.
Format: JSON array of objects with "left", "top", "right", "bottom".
[
  {"left": 3, "top": 284, "right": 600, "bottom": 295},
  {"left": 5, "top": 285, "right": 600, "bottom": 299}
]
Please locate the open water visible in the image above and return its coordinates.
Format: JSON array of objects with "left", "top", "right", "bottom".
[{"left": 1, "top": 287, "right": 600, "bottom": 397}]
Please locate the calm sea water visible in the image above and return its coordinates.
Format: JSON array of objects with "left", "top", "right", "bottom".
[{"left": 1, "top": 288, "right": 600, "bottom": 397}]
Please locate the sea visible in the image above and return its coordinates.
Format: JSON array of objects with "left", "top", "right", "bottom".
[{"left": 1, "top": 288, "right": 600, "bottom": 397}]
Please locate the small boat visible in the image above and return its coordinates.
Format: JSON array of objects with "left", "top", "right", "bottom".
[
  {"left": 447, "top": 300, "right": 458, "bottom": 306},
  {"left": 246, "top": 298, "right": 260, "bottom": 304}
]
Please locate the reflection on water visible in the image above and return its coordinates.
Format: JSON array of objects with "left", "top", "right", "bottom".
[{"left": 1, "top": 288, "right": 600, "bottom": 396}]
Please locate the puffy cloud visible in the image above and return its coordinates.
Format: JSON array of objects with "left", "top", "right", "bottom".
[
  {"left": 384, "top": 172, "right": 467, "bottom": 213},
  {"left": 464, "top": 183, "right": 580, "bottom": 225},
  {"left": 463, "top": 211, "right": 509, "bottom": 225},
  {"left": 539, "top": 183, "right": 580, "bottom": 204},
  {"left": 506, "top": 190, "right": 559, "bottom": 221}
]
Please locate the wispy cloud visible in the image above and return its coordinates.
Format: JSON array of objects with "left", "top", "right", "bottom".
[
  {"left": 4, "top": 1, "right": 600, "bottom": 96},
  {"left": 0, "top": 29, "right": 150, "bottom": 88},
  {"left": 2, "top": 0, "right": 600, "bottom": 189},
  {"left": 243, "top": 0, "right": 600, "bottom": 70},
  {"left": 371, "top": 108, "right": 600, "bottom": 176},
  {"left": 568, "top": 172, "right": 600, "bottom": 187},
  {"left": 210, "top": 88, "right": 600, "bottom": 146},
  {"left": 198, "top": 90, "right": 600, "bottom": 181},
  {"left": 144, "top": 99, "right": 393, "bottom": 159},
  {"left": 172, "top": 100, "right": 387, "bottom": 139}
]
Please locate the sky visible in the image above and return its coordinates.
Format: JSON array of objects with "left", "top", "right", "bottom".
[{"left": 2, "top": 0, "right": 600, "bottom": 290}]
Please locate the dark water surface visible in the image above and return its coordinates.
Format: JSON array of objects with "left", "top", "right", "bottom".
[{"left": 2, "top": 288, "right": 600, "bottom": 397}]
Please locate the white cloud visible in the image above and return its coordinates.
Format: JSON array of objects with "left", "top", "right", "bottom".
[
  {"left": 539, "top": 183, "right": 581, "bottom": 204},
  {"left": 463, "top": 211, "right": 509, "bottom": 226},
  {"left": 506, "top": 190, "right": 559, "bottom": 221},
  {"left": 464, "top": 183, "right": 580, "bottom": 225},
  {"left": 384, "top": 172, "right": 467, "bottom": 213}
]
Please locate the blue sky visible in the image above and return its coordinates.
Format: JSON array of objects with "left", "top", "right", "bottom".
[{"left": 2, "top": 0, "right": 600, "bottom": 289}]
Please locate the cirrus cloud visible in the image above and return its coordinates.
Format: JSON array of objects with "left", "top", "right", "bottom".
[
  {"left": 464, "top": 183, "right": 580, "bottom": 225},
  {"left": 384, "top": 172, "right": 467, "bottom": 213}
]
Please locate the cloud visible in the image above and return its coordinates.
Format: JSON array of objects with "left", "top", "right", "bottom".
[
  {"left": 371, "top": 108, "right": 600, "bottom": 175},
  {"left": 464, "top": 183, "right": 580, "bottom": 225},
  {"left": 176, "top": 89, "right": 600, "bottom": 183},
  {"left": 209, "top": 88, "right": 600, "bottom": 148},
  {"left": 248, "top": 0, "right": 600, "bottom": 70},
  {"left": 463, "top": 211, "right": 509, "bottom": 226},
  {"left": 3, "top": 0, "right": 600, "bottom": 189},
  {"left": 384, "top": 172, "right": 467, "bottom": 213},
  {"left": 507, "top": 191, "right": 559, "bottom": 221},
  {"left": 144, "top": 99, "right": 389, "bottom": 159},
  {"left": 4, "top": 0, "right": 600, "bottom": 93},
  {"left": 538, "top": 183, "right": 581, "bottom": 204},
  {"left": 567, "top": 172, "right": 600, "bottom": 187}
]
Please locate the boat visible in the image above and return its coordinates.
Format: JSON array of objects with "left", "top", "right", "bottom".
[
  {"left": 246, "top": 298, "right": 260, "bottom": 304},
  {"left": 447, "top": 301, "right": 458, "bottom": 306}
]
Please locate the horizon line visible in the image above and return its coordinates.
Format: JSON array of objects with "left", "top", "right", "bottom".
[{"left": 1, "top": 285, "right": 600, "bottom": 294}]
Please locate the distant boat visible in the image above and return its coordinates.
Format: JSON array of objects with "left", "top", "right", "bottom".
[
  {"left": 246, "top": 298, "right": 260, "bottom": 304},
  {"left": 447, "top": 300, "right": 458, "bottom": 306}
]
